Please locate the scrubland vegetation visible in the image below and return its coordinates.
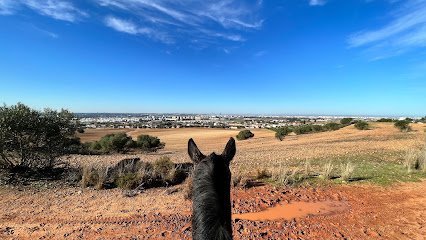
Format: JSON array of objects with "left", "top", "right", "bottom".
[
  {"left": 394, "top": 119, "right": 412, "bottom": 132},
  {"left": 273, "top": 122, "right": 347, "bottom": 141},
  {"left": 85, "top": 133, "right": 164, "bottom": 154},
  {"left": 354, "top": 120, "right": 369, "bottom": 130},
  {"left": 1, "top": 103, "right": 425, "bottom": 192},
  {"left": 1, "top": 103, "right": 426, "bottom": 240},
  {"left": 80, "top": 157, "right": 189, "bottom": 191}
]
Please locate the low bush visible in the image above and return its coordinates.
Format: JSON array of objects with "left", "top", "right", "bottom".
[
  {"left": 274, "top": 126, "right": 291, "bottom": 141},
  {"left": 323, "top": 122, "right": 342, "bottom": 131},
  {"left": 136, "top": 135, "right": 165, "bottom": 152},
  {"left": 340, "top": 118, "right": 353, "bottom": 125},
  {"left": 153, "top": 157, "right": 174, "bottom": 179},
  {"left": 404, "top": 149, "right": 426, "bottom": 172},
  {"left": 115, "top": 173, "right": 141, "bottom": 190},
  {"left": 272, "top": 123, "right": 343, "bottom": 141},
  {"left": 377, "top": 118, "right": 394, "bottom": 122},
  {"left": 293, "top": 124, "right": 314, "bottom": 135},
  {"left": 236, "top": 130, "right": 254, "bottom": 140},
  {"left": 394, "top": 120, "right": 411, "bottom": 132},
  {"left": 81, "top": 157, "right": 191, "bottom": 190},
  {"left": 354, "top": 121, "right": 369, "bottom": 130},
  {"left": 86, "top": 134, "right": 165, "bottom": 154},
  {"left": 88, "top": 133, "right": 134, "bottom": 154}
]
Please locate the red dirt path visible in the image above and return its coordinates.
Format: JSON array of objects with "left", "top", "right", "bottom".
[{"left": 1, "top": 181, "right": 425, "bottom": 239}]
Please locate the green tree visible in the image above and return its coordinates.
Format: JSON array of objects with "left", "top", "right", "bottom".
[
  {"left": 0, "top": 103, "right": 78, "bottom": 169},
  {"left": 236, "top": 130, "right": 254, "bottom": 141}
]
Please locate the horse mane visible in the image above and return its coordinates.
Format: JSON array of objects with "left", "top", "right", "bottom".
[
  {"left": 192, "top": 159, "right": 232, "bottom": 240},
  {"left": 188, "top": 138, "right": 236, "bottom": 240}
]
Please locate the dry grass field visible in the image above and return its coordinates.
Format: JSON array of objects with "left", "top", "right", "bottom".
[
  {"left": 1, "top": 123, "right": 425, "bottom": 239},
  {"left": 75, "top": 123, "right": 426, "bottom": 176}
]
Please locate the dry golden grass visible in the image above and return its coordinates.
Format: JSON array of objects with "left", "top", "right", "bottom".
[{"left": 71, "top": 123, "right": 426, "bottom": 177}]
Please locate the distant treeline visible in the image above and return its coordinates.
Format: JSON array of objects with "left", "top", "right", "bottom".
[
  {"left": 272, "top": 118, "right": 373, "bottom": 141},
  {"left": 377, "top": 117, "right": 425, "bottom": 123},
  {"left": 272, "top": 122, "right": 343, "bottom": 141}
]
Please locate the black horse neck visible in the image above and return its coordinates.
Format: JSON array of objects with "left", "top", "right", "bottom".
[{"left": 192, "top": 162, "right": 232, "bottom": 240}]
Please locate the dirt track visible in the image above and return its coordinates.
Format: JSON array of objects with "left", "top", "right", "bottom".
[{"left": 1, "top": 181, "right": 425, "bottom": 239}]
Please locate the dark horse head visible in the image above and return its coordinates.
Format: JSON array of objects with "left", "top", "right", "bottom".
[{"left": 188, "top": 137, "right": 236, "bottom": 240}]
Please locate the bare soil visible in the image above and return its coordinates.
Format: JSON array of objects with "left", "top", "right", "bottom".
[{"left": 1, "top": 181, "right": 425, "bottom": 239}]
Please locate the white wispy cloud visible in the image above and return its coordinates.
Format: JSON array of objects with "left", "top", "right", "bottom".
[
  {"left": 254, "top": 50, "right": 266, "bottom": 57},
  {"left": 0, "top": 0, "right": 16, "bottom": 15},
  {"left": 0, "top": 0, "right": 263, "bottom": 47},
  {"left": 309, "top": 0, "right": 326, "bottom": 6},
  {"left": 105, "top": 16, "right": 140, "bottom": 35},
  {"left": 105, "top": 16, "right": 173, "bottom": 44},
  {"left": 0, "top": 0, "right": 86, "bottom": 22},
  {"left": 348, "top": 0, "right": 426, "bottom": 60},
  {"left": 96, "top": 0, "right": 263, "bottom": 46}
]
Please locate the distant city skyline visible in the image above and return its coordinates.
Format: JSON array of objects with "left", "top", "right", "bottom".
[{"left": 1, "top": 0, "right": 425, "bottom": 116}]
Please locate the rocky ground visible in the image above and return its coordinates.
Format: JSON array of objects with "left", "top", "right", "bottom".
[{"left": 1, "top": 180, "right": 425, "bottom": 239}]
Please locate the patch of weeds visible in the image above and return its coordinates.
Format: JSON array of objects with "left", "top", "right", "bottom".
[
  {"left": 115, "top": 173, "right": 141, "bottom": 190},
  {"left": 340, "top": 162, "right": 355, "bottom": 181},
  {"left": 320, "top": 161, "right": 334, "bottom": 179},
  {"left": 256, "top": 168, "right": 272, "bottom": 179},
  {"left": 81, "top": 166, "right": 99, "bottom": 188}
]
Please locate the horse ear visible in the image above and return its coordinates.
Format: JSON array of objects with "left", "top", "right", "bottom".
[
  {"left": 188, "top": 138, "right": 205, "bottom": 164},
  {"left": 222, "top": 137, "right": 236, "bottom": 163}
]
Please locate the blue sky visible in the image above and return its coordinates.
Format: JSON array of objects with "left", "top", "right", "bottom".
[{"left": 0, "top": 0, "right": 425, "bottom": 116}]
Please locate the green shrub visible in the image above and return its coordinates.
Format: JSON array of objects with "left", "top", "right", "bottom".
[
  {"left": 354, "top": 121, "right": 369, "bottom": 130},
  {"left": 115, "top": 173, "right": 141, "bottom": 190},
  {"left": 324, "top": 122, "right": 342, "bottom": 131},
  {"left": 293, "top": 124, "right": 314, "bottom": 135},
  {"left": 236, "top": 130, "right": 254, "bottom": 140},
  {"left": 99, "top": 133, "right": 134, "bottom": 153},
  {"left": 394, "top": 120, "right": 411, "bottom": 132},
  {"left": 311, "top": 125, "right": 324, "bottom": 132},
  {"left": 136, "top": 134, "right": 165, "bottom": 152},
  {"left": 274, "top": 127, "right": 291, "bottom": 141},
  {"left": 152, "top": 157, "right": 186, "bottom": 185},
  {"left": 340, "top": 118, "right": 353, "bottom": 125},
  {"left": 377, "top": 118, "right": 394, "bottom": 122},
  {"left": 153, "top": 156, "right": 174, "bottom": 179}
]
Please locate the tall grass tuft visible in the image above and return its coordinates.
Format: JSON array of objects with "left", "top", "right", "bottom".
[
  {"left": 304, "top": 159, "right": 311, "bottom": 176},
  {"left": 404, "top": 149, "right": 420, "bottom": 173},
  {"left": 95, "top": 167, "right": 108, "bottom": 190},
  {"left": 341, "top": 162, "right": 355, "bottom": 181},
  {"left": 256, "top": 168, "right": 272, "bottom": 179},
  {"left": 322, "top": 161, "right": 334, "bottom": 179}
]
